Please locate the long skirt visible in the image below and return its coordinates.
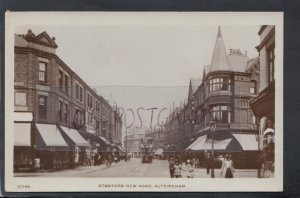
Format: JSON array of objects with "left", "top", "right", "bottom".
[{"left": 225, "top": 168, "right": 233, "bottom": 178}]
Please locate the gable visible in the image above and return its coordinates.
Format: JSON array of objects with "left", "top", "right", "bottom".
[{"left": 33, "top": 32, "right": 58, "bottom": 48}]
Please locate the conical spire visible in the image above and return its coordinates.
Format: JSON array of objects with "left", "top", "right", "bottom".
[{"left": 210, "top": 26, "right": 229, "bottom": 72}]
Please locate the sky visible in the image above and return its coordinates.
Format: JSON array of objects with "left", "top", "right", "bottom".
[{"left": 16, "top": 25, "right": 260, "bottom": 134}]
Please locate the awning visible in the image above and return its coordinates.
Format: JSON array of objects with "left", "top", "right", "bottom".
[
  {"left": 36, "top": 124, "right": 69, "bottom": 149},
  {"left": 59, "top": 126, "right": 91, "bottom": 147},
  {"left": 232, "top": 134, "right": 259, "bottom": 151},
  {"left": 14, "top": 123, "right": 31, "bottom": 146},
  {"left": 154, "top": 148, "right": 163, "bottom": 155},
  {"left": 98, "top": 136, "right": 111, "bottom": 145},
  {"left": 117, "top": 145, "right": 125, "bottom": 152},
  {"left": 186, "top": 135, "right": 207, "bottom": 151},
  {"left": 202, "top": 138, "right": 232, "bottom": 151}
]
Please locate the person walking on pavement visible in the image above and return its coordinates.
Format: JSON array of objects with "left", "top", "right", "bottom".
[
  {"left": 205, "top": 153, "right": 212, "bottom": 174},
  {"left": 174, "top": 160, "right": 182, "bottom": 178},
  {"left": 186, "top": 160, "right": 194, "bottom": 178},
  {"left": 169, "top": 158, "right": 175, "bottom": 178},
  {"left": 220, "top": 154, "right": 235, "bottom": 178}
]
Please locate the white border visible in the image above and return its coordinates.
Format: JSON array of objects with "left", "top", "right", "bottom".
[{"left": 5, "top": 12, "right": 284, "bottom": 192}]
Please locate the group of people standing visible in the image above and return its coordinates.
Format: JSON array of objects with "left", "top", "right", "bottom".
[
  {"left": 169, "top": 154, "right": 235, "bottom": 178},
  {"left": 86, "top": 151, "right": 121, "bottom": 168}
]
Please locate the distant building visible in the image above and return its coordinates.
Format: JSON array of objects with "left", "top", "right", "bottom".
[{"left": 124, "top": 133, "right": 145, "bottom": 157}]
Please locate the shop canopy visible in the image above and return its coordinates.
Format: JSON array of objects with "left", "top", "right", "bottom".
[
  {"left": 154, "top": 148, "right": 163, "bottom": 155},
  {"left": 59, "top": 126, "right": 91, "bottom": 147},
  {"left": 202, "top": 138, "right": 233, "bottom": 151},
  {"left": 98, "top": 136, "right": 111, "bottom": 146},
  {"left": 36, "top": 124, "right": 69, "bottom": 150},
  {"left": 186, "top": 135, "right": 207, "bottom": 151},
  {"left": 232, "top": 134, "right": 259, "bottom": 151},
  {"left": 117, "top": 145, "right": 126, "bottom": 153},
  {"left": 14, "top": 123, "right": 31, "bottom": 146}
]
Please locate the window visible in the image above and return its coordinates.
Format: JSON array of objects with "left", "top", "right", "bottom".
[
  {"left": 87, "top": 93, "right": 93, "bottom": 109},
  {"left": 209, "top": 77, "right": 231, "bottom": 92},
  {"left": 65, "top": 104, "right": 68, "bottom": 123},
  {"left": 80, "top": 87, "right": 83, "bottom": 102},
  {"left": 250, "top": 80, "right": 257, "bottom": 94},
  {"left": 38, "top": 95, "right": 47, "bottom": 119},
  {"left": 96, "top": 120, "right": 100, "bottom": 134},
  {"left": 75, "top": 83, "right": 83, "bottom": 102},
  {"left": 39, "top": 62, "right": 47, "bottom": 82},
  {"left": 210, "top": 105, "right": 231, "bottom": 123},
  {"left": 58, "top": 101, "right": 63, "bottom": 121},
  {"left": 59, "top": 70, "right": 63, "bottom": 90},
  {"left": 267, "top": 45, "right": 275, "bottom": 83},
  {"left": 96, "top": 101, "right": 100, "bottom": 115},
  {"left": 65, "top": 75, "right": 69, "bottom": 95},
  {"left": 76, "top": 84, "right": 79, "bottom": 100}
]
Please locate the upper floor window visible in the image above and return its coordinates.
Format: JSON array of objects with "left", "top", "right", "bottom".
[
  {"left": 75, "top": 83, "right": 83, "bottom": 102},
  {"left": 58, "top": 100, "right": 63, "bottom": 121},
  {"left": 65, "top": 75, "right": 69, "bottom": 95},
  {"left": 250, "top": 80, "right": 257, "bottom": 94},
  {"left": 267, "top": 45, "right": 275, "bottom": 83},
  {"left": 209, "top": 77, "right": 231, "bottom": 92},
  {"left": 59, "top": 70, "right": 63, "bottom": 90},
  {"left": 210, "top": 105, "right": 231, "bottom": 124},
  {"left": 38, "top": 95, "right": 47, "bottom": 119},
  {"left": 96, "top": 101, "right": 100, "bottom": 115},
  {"left": 38, "top": 62, "right": 47, "bottom": 82},
  {"left": 65, "top": 103, "right": 68, "bottom": 123}
]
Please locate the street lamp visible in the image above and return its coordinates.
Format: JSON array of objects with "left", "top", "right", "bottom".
[{"left": 209, "top": 120, "right": 217, "bottom": 178}]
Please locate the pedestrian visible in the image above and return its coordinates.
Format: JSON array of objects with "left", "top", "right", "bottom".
[
  {"left": 220, "top": 154, "right": 235, "bottom": 178},
  {"left": 169, "top": 158, "right": 175, "bottom": 178},
  {"left": 174, "top": 160, "right": 182, "bottom": 178},
  {"left": 186, "top": 160, "right": 194, "bottom": 178},
  {"left": 205, "top": 154, "right": 211, "bottom": 174}
]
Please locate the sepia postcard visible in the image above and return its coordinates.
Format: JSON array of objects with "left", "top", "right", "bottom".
[{"left": 4, "top": 12, "right": 283, "bottom": 192}]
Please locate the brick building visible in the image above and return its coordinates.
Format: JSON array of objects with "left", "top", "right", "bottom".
[
  {"left": 13, "top": 30, "right": 123, "bottom": 171},
  {"left": 163, "top": 27, "right": 260, "bottom": 168},
  {"left": 250, "top": 25, "right": 275, "bottom": 176}
]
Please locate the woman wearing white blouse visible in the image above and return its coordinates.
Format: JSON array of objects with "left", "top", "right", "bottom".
[{"left": 220, "top": 154, "right": 235, "bottom": 178}]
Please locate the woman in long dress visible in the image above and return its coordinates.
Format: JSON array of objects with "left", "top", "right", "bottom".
[{"left": 220, "top": 154, "right": 234, "bottom": 178}]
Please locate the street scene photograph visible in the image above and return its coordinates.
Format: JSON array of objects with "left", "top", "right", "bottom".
[{"left": 11, "top": 17, "right": 277, "bottom": 181}]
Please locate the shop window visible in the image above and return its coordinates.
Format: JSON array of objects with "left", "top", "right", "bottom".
[
  {"left": 38, "top": 95, "right": 47, "bottom": 119},
  {"left": 38, "top": 62, "right": 47, "bottom": 82},
  {"left": 210, "top": 105, "right": 231, "bottom": 123},
  {"left": 209, "top": 77, "right": 231, "bottom": 92},
  {"left": 267, "top": 45, "right": 275, "bottom": 83}
]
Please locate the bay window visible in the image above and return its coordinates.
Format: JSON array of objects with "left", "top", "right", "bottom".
[
  {"left": 210, "top": 105, "right": 231, "bottom": 123},
  {"left": 209, "top": 77, "right": 231, "bottom": 92}
]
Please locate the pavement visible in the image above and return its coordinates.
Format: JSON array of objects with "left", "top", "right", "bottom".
[{"left": 14, "top": 158, "right": 263, "bottom": 178}]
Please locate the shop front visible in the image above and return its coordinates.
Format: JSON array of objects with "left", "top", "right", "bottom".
[
  {"left": 35, "top": 123, "right": 71, "bottom": 170},
  {"left": 58, "top": 125, "right": 91, "bottom": 167},
  {"left": 14, "top": 122, "right": 34, "bottom": 172}
]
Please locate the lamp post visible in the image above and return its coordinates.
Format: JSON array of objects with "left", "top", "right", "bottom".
[{"left": 209, "top": 120, "right": 217, "bottom": 178}]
